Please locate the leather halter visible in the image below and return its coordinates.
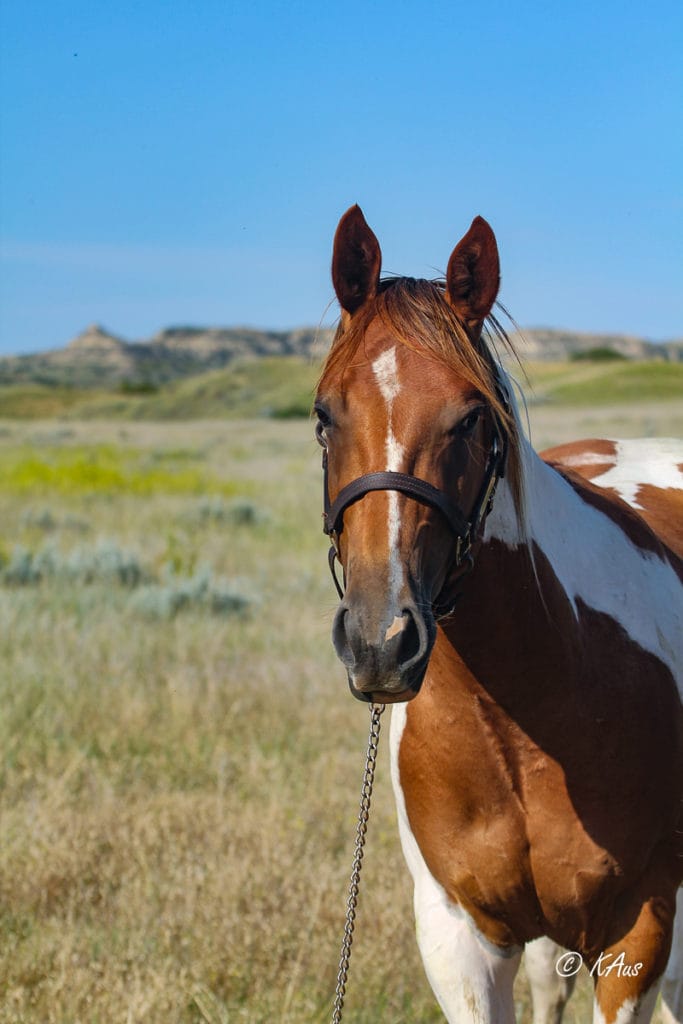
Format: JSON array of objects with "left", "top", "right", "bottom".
[{"left": 321, "top": 395, "right": 509, "bottom": 608}]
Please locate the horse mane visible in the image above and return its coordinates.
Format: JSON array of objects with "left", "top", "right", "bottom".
[{"left": 319, "top": 276, "right": 526, "bottom": 519}]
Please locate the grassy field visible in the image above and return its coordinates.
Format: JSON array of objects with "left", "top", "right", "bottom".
[
  {"left": 523, "top": 358, "right": 683, "bottom": 400},
  {"left": 0, "top": 358, "right": 322, "bottom": 422},
  {"left": 0, "top": 388, "right": 681, "bottom": 1022}
]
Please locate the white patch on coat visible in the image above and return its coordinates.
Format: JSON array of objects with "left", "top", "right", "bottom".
[
  {"left": 593, "top": 989, "right": 659, "bottom": 1024},
  {"left": 390, "top": 705, "right": 521, "bottom": 1023},
  {"left": 485, "top": 435, "right": 683, "bottom": 693},
  {"left": 558, "top": 451, "right": 617, "bottom": 469},
  {"left": 373, "top": 347, "right": 405, "bottom": 602},
  {"left": 590, "top": 437, "right": 683, "bottom": 510}
]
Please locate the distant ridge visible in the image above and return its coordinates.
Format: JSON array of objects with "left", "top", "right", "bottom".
[
  {"left": 0, "top": 323, "right": 681, "bottom": 389},
  {"left": 510, "top": 327, "right": 683, "bottom": 363},
  {"left": 0, "top": 324, "right": 335, "bottom": 388}
]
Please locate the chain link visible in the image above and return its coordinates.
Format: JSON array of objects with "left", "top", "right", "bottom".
[{"left": 331, "top": 702, "right": 386, "bottom": 1024}]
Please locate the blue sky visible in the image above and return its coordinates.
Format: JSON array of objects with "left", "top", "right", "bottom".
[{"left": 1, "top": 1, "right": 681, "bottom": 355}]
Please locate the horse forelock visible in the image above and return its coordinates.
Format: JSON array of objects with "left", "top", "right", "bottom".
[{"left": 319, "top": 277, "right": 526, "bottom": 520}]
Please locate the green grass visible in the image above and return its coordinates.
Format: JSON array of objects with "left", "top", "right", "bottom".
[
  {"left": 523, "top": 360, "right": 683, "bottom": 405},
  {"left": 77, "top": 356, "right": 319, "bottom": 421},
  {"left": 0, "top": 384, "right": 110, "bottom": 418},
  {"left": 0, "top": 356, "right": 319, "bottom": 420}
]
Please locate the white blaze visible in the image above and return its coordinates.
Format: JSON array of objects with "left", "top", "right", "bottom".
[
  {"left": 372, "top": 347, "right": 405, "bottom": 601},
  {"left": 372, "top": 346, "right": 402, "bottom": 404}
]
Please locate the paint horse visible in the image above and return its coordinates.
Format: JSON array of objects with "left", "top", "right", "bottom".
[{"left": 315, "top": 206, "right": 683, "bottom": 1023}]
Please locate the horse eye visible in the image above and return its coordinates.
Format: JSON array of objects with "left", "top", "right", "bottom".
[
  {"left": 314, "top": 406, "right": 332, "bottom": 447},
  {"left": 451, "top": 407, "right": 483, "bottom": 439}
]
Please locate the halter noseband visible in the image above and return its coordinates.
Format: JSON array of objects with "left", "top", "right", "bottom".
[{"left": 321, "top": 396, "right": 509, "bottom": 607}]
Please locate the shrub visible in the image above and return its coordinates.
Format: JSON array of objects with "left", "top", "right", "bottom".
[
  {"left": 0, "top": 539, "right": 253, "bottom": 618},
  {"left": 128, "top": 566, "right": 253, "bottom": 620},
  {"left": 0, "top": 540, "right": 149, "bottom": 587},
  {"left": 21, "top": 507, "right": 58, "bottom": 531},
  {"left": 64, "top": 540, "right": 149, "bottom": 587},
  {"left": 20, "top": 507, "right": 92, "bottom": 534},
  {"left": 2, "top": 546, "right": 43, "bottom": 585},
  {"left": 192, "top": 497, "right": 268, "bottom": 526},
  {"left": 570, "top": 347, "right": 628, "bottom": 362},
  {"left": 119, "top": 380, "right": 159, "bottom": 394}
]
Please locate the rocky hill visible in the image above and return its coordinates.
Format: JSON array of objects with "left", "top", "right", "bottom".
[
  {"left": 509, "top": 328, "right": 683, "bottom": 363},
  {"left": 0, "top": 324, "right": 336, "bottom": 388},
  {"left": 0, "top": 322, "right": 680, "bottom": 389}
]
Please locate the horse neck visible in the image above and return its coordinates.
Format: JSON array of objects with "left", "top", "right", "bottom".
[
  {"left": 437, "top": 439, "right": 580, "bottom": 701},
  {"left": 439, "top": 434, "right": 681, "bottom": 704}
]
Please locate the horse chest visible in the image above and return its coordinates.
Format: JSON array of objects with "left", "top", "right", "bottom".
[{"left": 394, "top": 693, "right": 633, "bottom": 950}]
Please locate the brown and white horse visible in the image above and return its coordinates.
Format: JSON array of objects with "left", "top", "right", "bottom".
[{"left": 316, "top": 206, "right": 683, "bottom": 1024}]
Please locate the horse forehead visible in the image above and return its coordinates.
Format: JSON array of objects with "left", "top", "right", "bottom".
[
  {"left": 346, "top": 322, "right": 411, "bottom": 384},
  {"left": 347, "top": 323, "right": 464, "bottom": 403}
]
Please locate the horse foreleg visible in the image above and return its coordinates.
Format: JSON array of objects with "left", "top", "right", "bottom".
[
  {"left": 524, "top": 937, "right": 577, "bottom": 1024},
  {"left": 390, "top": 707, "right": 521, "bottom": 1022},
  {"left": 410, "top": 868, "right": 522, "bottom": 1024},
  {"left": 660, "top": 888, "right": 683, "bottom": 1024},
  {"left": 591, "top": 880, "right": 677, "bottom": 1024}
]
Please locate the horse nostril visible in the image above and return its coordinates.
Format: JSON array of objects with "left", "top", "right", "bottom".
[
  {"left": 395, "top": 609, "right": 423, "bottom": 671},
  {"left": 332, "top": 605, "right": 354, "bottom": 667}
]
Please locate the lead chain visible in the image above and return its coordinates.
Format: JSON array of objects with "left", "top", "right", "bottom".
[{"left": 331, "top": 702, "right": 386, "bottom": 1024}]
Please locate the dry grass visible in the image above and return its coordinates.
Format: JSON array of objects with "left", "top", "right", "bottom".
[{"left": 0, "top": 403, "right": 679, "bottom": 1022}]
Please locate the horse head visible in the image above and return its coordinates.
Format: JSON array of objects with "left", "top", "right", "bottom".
[{"left": 315, "top": 205, "right": 513, "bottom": 703}]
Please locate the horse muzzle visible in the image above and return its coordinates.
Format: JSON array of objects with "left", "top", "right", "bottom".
[{"left": 332, "top": 600, "right": 436, "bottom": 703}]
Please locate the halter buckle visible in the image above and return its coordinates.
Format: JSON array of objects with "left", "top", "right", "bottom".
[{"left": 455, "top": 530, "right": 471, "bottom": 567}]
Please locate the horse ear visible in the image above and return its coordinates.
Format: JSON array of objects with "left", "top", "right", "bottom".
[
  {"left": 446, "top": 216, "right": 500, "bottom": 329},
  {"left": 332, "top": 205, "right": 382, "bottom": 315}
]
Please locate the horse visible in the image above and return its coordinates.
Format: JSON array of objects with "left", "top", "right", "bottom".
[{"left": 315, "top": 205, "right": 683, "bottom": 1024}]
